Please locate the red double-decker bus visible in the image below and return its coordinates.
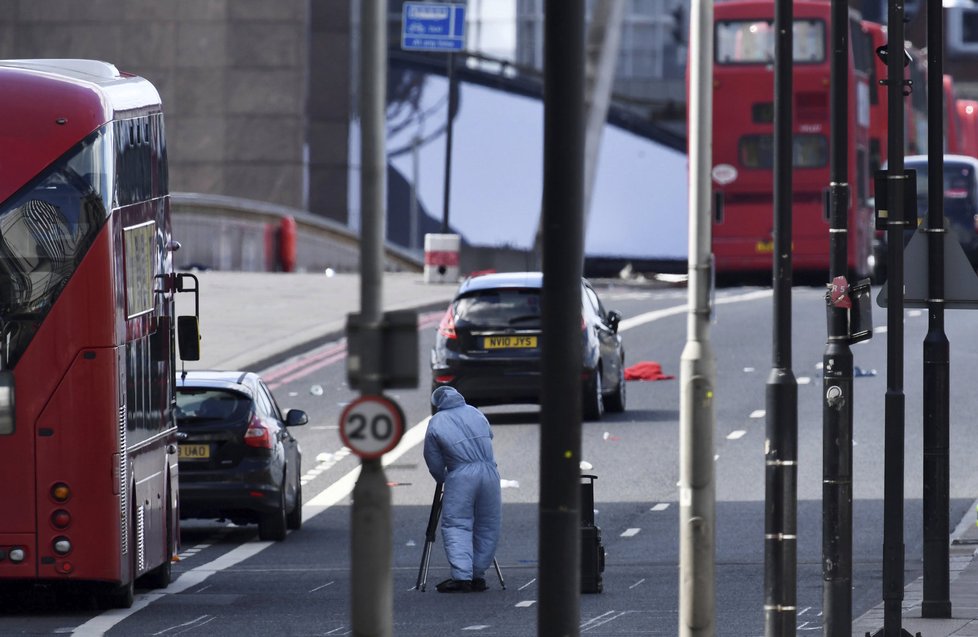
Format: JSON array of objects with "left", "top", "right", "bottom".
[
  {"left": 710, "top": 0, "right": 875, "bottom": 280},
  {"left": 0, "top": 59, "right": 199, "bottom": 608}
]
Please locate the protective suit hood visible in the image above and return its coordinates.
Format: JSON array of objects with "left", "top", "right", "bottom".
[{"left": 431, "top": 386, "right": 466, "bottom": 411}]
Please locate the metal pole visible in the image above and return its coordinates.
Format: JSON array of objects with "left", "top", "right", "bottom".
[
  {"left": 678, "top": 0, "right": 716, "bottom": 633},
  {"left": 353, "top": 1, "right": 391, "bottom": 635},
  {"left": 821, "top": 0, "right": 853, "bottom": 632},
  {"left": 441, "top": 52, "right": 456, "bottom": 234},
  {"left": 538, "top": 2, "right": 585, "bottom": 635},
  {"left": 878, "top": 0, "right": 909, "bottom": 632},
  {"left": 921, "top": 0, "right": 950, "bottom": 617},
  {"left": 765, "top": 0, "right": 798, "bottom": 631}
]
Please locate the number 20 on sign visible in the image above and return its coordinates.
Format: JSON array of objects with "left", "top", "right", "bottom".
[{"left": 339, "top": 395, "right": 406, "bottom": 459}]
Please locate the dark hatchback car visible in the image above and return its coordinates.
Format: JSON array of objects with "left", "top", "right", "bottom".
[
  {"left": 175, "top": 370, "right": 307, "bottom": 541},
  {"left": 876, "top": 154, "right": 978, "bottom": 279},
  {"left": 430, "top": 271, "right": 625, "bottom": 420}
]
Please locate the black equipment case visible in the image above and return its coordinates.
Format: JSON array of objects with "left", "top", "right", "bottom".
[{"left": 581, "top": 474, "right": 605, "bottom": 593}]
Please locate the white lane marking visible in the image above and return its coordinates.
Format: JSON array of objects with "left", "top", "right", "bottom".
[
  {"left": 727, "top": 430, "right": 746, "bottom": 440},
  {"left": 798, "top": 376, "right": 811, "bottom": 385},
  {"left": 462, "top": 626, "right": 490, "bottom": 631},
  {"left": 581, "top": 610, "right": 632, "bottom": 631},
  {"left": 518, "top": 578, "right": 536, "bottom": 591},
  {"left": 309, "top": 581, "right": 335, "bottom": 593},
  {"left": 152, "top": 615, "right": 215, "bottom": 635},
  {"left": 650, "top": 502, "right": 669, "bottom": 511},
  {"left": 750, "top": 409, "right": 765, "bottom": 418},
  {"left": 617, "top": 289, "right": 772, "bottom": 332},
  {"left": 620, "top": 528, "right": 640, "bottom": 537},
  {"left": 516, "top": 600, "right": 536, "bottom": 607},
  {"left": 629, "top": 578, "right": 646, "bottom": 589}
]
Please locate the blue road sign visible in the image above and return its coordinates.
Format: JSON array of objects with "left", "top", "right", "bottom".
[{"left": 402, "top": 2, "right": 466, "bottom": 52}]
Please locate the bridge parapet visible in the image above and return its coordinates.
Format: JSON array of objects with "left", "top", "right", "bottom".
[{"left": 170, "top": 192, "right": 422, "bottom": 273}]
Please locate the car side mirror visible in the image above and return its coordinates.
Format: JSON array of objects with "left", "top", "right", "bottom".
[
  {"left": 286, "top": 409, "right": 309, "bottom": 427},
  {"left": 606, "top": 310, "right": 622, "bottom": 333}
]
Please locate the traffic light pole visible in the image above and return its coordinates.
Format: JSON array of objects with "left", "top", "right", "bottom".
[
  {"left": 352, "top": 1, "right": 392, "bottom": 635},
  {"left": 764, "top": 0, "right": 798, "bottom": 631},
  {"left": 874, "top": 0, "right": 912, "bottom": 632},
  {"left": 921, "top": 0, "right": 951, "bottom": 617},
  {"left": 821, "top": 0, "right": 854, "bottom": 632},
  {"left": 538, "top": 2, "right": 585, "bottom": 634},
  {"left": 678, "top": 0, "right": 716, "bottom": 632}
]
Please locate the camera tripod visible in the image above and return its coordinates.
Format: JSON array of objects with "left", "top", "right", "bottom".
[{"left": 415, "top": 481, "right": 505, "bottom": 591}]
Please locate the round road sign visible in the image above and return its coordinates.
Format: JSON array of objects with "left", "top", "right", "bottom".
[{"left": 338, "top": 394, "right": 405, "bottom": 459}]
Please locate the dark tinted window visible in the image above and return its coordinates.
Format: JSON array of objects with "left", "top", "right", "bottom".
[
  {"left": 0, "top": 128, "right": 110, "bottom": 368},
  {"left": 454, "top": 289, "right": 541, "bottom": 328},
  {"left": 740, "top": 134, "right": 828, "bottom": 168},
  {"left": 176, "top": 389, "right": 252, "bottom": 423},
  {"left": 907, "top": 160, "right": 978, "bottom": 223}
]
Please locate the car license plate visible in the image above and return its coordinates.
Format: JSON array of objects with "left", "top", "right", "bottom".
[
  {"left": 179, "top": 444, "right": 210, "bottom": 460},
  {"left": 484, "top": 335, "right": 537, "bottom": 349}
]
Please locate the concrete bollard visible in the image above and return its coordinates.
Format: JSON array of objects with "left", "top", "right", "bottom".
[{"left": 423, "top": 233, "right": 460, "bottom": 284}]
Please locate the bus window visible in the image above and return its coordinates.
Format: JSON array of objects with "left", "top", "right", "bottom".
[
  {"left": 716, "top": 19, "right": 825, "bottom": 64},
  {"left": 739, "top": 134, "right": 828, "bottom": 169}
]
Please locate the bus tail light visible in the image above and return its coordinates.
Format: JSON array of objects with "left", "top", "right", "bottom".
[
  {"left": 51, "top": 509, "right": 71, "bottom": 529},
  {"left": 58, "top": 561, "right": 73, "bottom": 574},
  {"left": 8, "top": 548, "right": 25, "bottom": 563},
  {"left": 52, "top": 537, "right": 71, "bottom": 555},
  {"left": 51, "top": 483, "right": 71, "bottom": 503},
  {"left": 244, "top": 416, "right": 274, "bottom": 449}
]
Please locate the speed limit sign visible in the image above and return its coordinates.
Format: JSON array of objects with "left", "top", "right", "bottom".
[{"left": 339, "top": 394, "right": 405, "bottom": 459}]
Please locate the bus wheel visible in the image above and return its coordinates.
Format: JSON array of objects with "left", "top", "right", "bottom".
[
  {"left": 258, "top": 483, "right": 288, "bottom": 541},
  {"left": 99, "top": 577, "right": 135, "bottom": 610}
]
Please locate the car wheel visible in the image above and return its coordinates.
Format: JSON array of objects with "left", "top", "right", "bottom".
[
  {"left": 582, "top": 365, "right": 604, "bottom": 421},
  {"left": 286, "top": 481, "right": 302, "bottom": 531},
  {"left": 604, "top": 362, "right": 626, "bottom": 413},
  {"left": 259, "top": 484, "right": 288, "bottom": 541}
]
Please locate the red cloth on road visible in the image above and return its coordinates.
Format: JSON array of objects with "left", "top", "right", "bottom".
[{"left": 624, "top": 361, "right": 674, "bottom": 381}]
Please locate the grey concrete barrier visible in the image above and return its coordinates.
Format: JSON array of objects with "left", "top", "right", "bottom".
[{"left": 170, "top": 192, "right": 423, "bottom": 273}]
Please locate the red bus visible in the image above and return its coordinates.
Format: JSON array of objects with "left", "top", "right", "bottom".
[
  {"left": 710, "top": 0, "right": 875, "bottom": 280},
  {"left": 956, "top": 99, "right": 978, "bottom": 159},
  {"left": 0, "top": 60, "right": 199, "bottom": 608},
  {"left": 862, "top": 21, "right": 929, "bottom": 180}
]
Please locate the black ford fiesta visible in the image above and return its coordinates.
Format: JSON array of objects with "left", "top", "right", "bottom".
[
  {"left": 430, "top": 271, "right": 626, "bottom": 420},
  {"left": 175, "top": 370, "right": 307, "bottom": 541}
]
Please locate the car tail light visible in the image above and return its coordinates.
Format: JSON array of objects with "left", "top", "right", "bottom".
[
  {"left": 581, "top": 315, "right": 586, "bottom": 331},
  {"left": 434, "top": 374, "right": 456, "bottom": 383},
  {"left": 244, "top": 415, "right": 274, "bottom": 449},
  {"left": 438, "top": 307, "right": 457, "bottom": 339}
]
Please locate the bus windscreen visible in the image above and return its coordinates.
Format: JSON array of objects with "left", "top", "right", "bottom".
[{"left": 716, "top": 19, "right": 826, "bottom": 64}]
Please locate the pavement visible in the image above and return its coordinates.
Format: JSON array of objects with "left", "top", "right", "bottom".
[
  {"left": 172, "top": 270, "right": 457, "bottom": 372},
  {"left": 174, "top": 269, "right": 978, "bottom": 637}
]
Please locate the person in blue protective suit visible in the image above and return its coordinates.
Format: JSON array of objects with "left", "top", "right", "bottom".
[{"left": 425, "top": 386, "right": 502, "bottom": 593}]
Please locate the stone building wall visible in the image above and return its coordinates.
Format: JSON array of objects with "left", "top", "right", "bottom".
[{"left": 0, "top": 0, "right": 352, "bottom": 224}]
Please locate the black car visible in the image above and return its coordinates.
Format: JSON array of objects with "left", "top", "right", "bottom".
[
  {"left": 175, "top": 370, "right": 307, "bottom": 541},
  {"left": 875, "top": 154, "right": 978, "bottom": 280},
  {"left": 430, "top": 271, "right": 626, "bottom": 420}
]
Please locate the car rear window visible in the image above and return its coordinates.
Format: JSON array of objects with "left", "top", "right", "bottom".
[
  {"left": 176, "top": 389, "right": 252, "bottom": 423},
  {"left": 455, "top": 289, "right": 542, "bottom": 328}
]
